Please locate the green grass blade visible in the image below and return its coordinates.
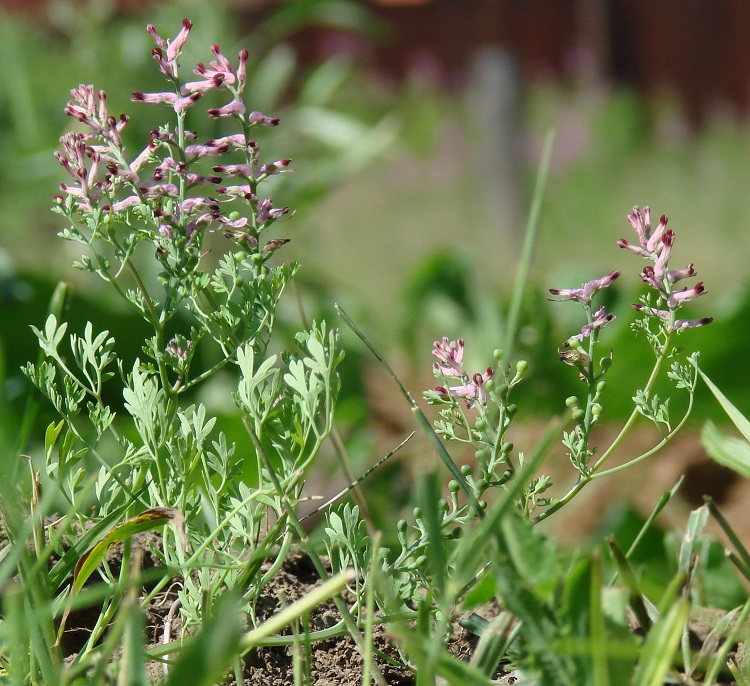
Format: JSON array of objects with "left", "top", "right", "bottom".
[
  {"left": 589, "top": 551, "right": 610, "bottom": 686},
  {"left": 702, "top": 420, "right": 750, "bottom": 478},
  {"left": 631, "top": 598, "right": 690, "bottom": 686},
  {"left": 502, "top": 128, "right": 555, "bottom": 360},
  {"left": 704, "top": 496, "right": 750, "bottom": 583},
  {"left": 335, "top": 303, "right": 484, "bottom": 518},
  {"left": 699, "top": 369, "right": 750, "bottom": 443},
  {"left": 678, "top": 504, "right": 709, "bottom": 577},
  {"left": 607, "top": 536, "right": 652, "bottom": 633}
]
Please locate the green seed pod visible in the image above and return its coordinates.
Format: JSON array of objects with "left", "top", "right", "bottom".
[
  {"left": 413, "top": 507, "right": 422, "bottom": 520},
  {"left": 565, "top": 395, "right": 579, "bottom": 408},
  {"left": 451, "top": 526, "right": 464, "bottom": 539},
  {"left": 516, "top": 360, "right": 528, "bottom": 375},
  {"left": 413, "top": 555, "right": 427, "bottom": 568},
  {"left": 461, "top": 464, "right": 472, "bottom": 476},
  {"left": 397, "top": 519, "right": 408, "bottom": 532},
  {"left": 234, "top": 250, "right": 247, "bottom": 262},
  {"left": 235, "top": 276, "right": 245, "bottom": 288},
  {"left": 484, "top": 378, "right": 495, "bottom": 392},
  {"left": 496, "top": 384, "right": 509, "bottom": 400},
  {"left": 493, "top": 348, "right": 504, "bottom": 360},
  {"left": 596, "top": 380, "right": 606, "bottom": 394},
  {"left": 506, "top": 403, "right": 517, "bottom": 416},
  {"left": 474, "top": 478, "right": 488, "bottom": 492},
  {"left": 475, "top": 447, "right": 489, "bottom": 461},
  {"left": 600, "top": 356, "right": 613, "bottom": 371},
  {"left": 448, "top": 480, "right": 460, "bottom": 493},
  {"left": 438, "top": 498, "right": 448, "bottom": 512},
  {"left": 502, "top": 441, "right": 513, "bottom": 454},
  {"left": 572, "top": 408, "right": 585, "bottom": 422},
  {"left": 474, "top": 418, "right": 487, "bottom": 431}
]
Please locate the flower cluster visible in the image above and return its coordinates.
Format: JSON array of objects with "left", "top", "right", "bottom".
[
  {"left": 54, "top": 19, "right": 293, "bottom": 272},
  {"left": 431, "top": 337, "right": 494, "bottom": 409},
  {"left": 619, "top": 206, "right": 712, "bottom": 331},
  {"left": 548, "top": 270, "right": 619, "bottom": 375}
]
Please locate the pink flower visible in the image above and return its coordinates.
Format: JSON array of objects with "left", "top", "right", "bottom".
[
  {"left": 565, "top": 306, "right": 615, "bottom": 345},
  {"left": 147, "top": 19, "right": 193, "bottom": 79},
  {"left": 448, "top": 368, "right": 494, "bottom": 409},
  {"left": 208, "top": 98, "right": 246, "bottom": 119},
  {"left": 548, "top": 271, "right": 620, "bottom": 304},
  {"left": 432, "top": 337, "right": 465, "bottom": 377}
]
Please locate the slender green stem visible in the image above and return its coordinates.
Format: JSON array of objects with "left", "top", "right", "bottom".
[{"left": 533, "top": 333, "right": 673, "bottom": 524}]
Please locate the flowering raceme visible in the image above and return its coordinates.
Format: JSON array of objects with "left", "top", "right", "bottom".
[
  {"left": 619, "top": 206, "right": 712, "bottom": 332},
  {"left": 54, "top": 19, "right": 294, "bottom": 276},
  {"left": 430, "top": 338, "right": 494, "bottom": 409}
]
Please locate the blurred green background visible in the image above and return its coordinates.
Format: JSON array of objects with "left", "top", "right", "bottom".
[{"left": 2, "top": 0, "right": 750, "bottom": 541}]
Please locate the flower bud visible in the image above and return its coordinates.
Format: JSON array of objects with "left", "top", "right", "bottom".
[
  {"left": 565, "top": 395, "right": 579, "bottom": 408},
  {"left": 596, "top": 380, "right": 606, "bottom": 394},
  {"left": 397, "top": 519, "right": 408, "bottom": 533},
  {"left": 516, "top": 360, "right": 528, "bottom": 375},
  {"left": 572, "top": 408, "right": 585, "bottom": 422},
  {"left": 448, "top": 480, "right": 460, "bottom": 493},
  {"left": 461, "top": 464, "right": 472, "bottom": 476},
  {"left": 493, "top": 348, "right": 504, "bottom": 360}
]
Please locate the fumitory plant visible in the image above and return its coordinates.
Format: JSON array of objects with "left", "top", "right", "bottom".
[
  {"left": 422, "top": 204, "right": 711, "bottom": 533},
  {"left": 19, "top": 16, "right": 346, "bottom": 671}
]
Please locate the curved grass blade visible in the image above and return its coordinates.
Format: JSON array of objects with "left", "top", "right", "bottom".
[
  {"left": 335, "top": 303, "right": 484, "bottom": 519},
  {"left": 502, "top": 128, "right": 555, "bottom": 360}
]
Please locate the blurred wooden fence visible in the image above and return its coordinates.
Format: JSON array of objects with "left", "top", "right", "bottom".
[{"left": 3, "top": 0, "right": 750, "bottom": 124}]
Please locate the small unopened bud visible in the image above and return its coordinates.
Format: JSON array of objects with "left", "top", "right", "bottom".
[
  {"left": 516, "top": 360, "right": 528, "bottom": 375},
  {"left": 397, "top": 519, "right": 408, "bottom": 533},
  {"left": 565, "top": 395, "right": 578, "bottom": 408},
  {"left": 448, "top": 480, "right": 460, "bottom": 493},
  {"left": 493, "top": 348, "right": 504, "bottom": 360},
  {"left": 596, "top": 380, "right": 606, "bottom": 394},
  {"left": 572, "top": 408, "right": 585, "bottom": 422},
  {"left": 413, "top": 507, "right": 422, "bottom": 520},
  {"left": 461, "top": 464, "right": 472, "bottom": 476}
]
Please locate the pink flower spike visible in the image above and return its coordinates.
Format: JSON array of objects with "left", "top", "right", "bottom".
[{"left": 432, "top": 337, "right": 465, "bottom": 377}]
